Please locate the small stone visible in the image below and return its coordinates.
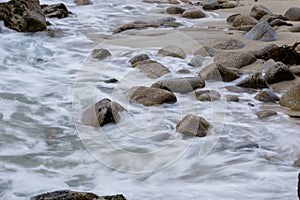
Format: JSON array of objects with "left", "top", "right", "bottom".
[
  {"left": 178, "top": 68, "right": 191, "bottom": 74},
  {"left": 220, "top": 2, "right": 235, "bottom": 9},
  {"left": 203, "top": 0, "right": 219, "bottom": 10},
  {"left": 129, "top": 54, "right": 150, "bottom": 65},
  {"left": 236, "top": 72, "right": 269, "bottom": 89},
  {"left": 279, "top": 83, "right": 300, "bottom": 111},
  {"left": 212, "top": 38, "right": 245, "bottom": 50},
  {"left": 166, "top": 6, "right": 185, "bottom": 14},
  {"left": 256, "top": 110, "right": 278, "bottom": 119},
  {"left": 91, "top": 48, "right": 112, "bottom": 60},
  {"left": 226, "top": 95, "right": 239, "bottom": 102},
  {"left": 200, "top": 63, "right": 240, "bottom": 82},
  {"left": 158, "top": 45, "right": 186, "bottom": 59},
  {"left": 104, "top": 78, "right": 119, "bottom": 83},
  {"left": 132, "top": 60, "right": 170, "bottom": 78},
  {"left": 74, "top": 0, "right": 93, "bottom": 6},
  {"left": 189, "top": 55, "right": 205, "bottom": 68},
  {"left": 194, "top": 90, "right": 221, "bottom": 101},
  {"left": 176, "top": 114, "right": 211, "bottom": 137},
  {"left": 226, "top": 13, "right": 241, "bottom": 24},
  {"left": 250, "top": 5, "right": 272, "bottom": 20},
  {"left": 182, "top": 9, "right": 206, "bottom": 19},
  {"left": 232, "top": 15, "right": 257, "bottom": 27},
  {"left": 234, "top": 141, "right": 259, "bottom": 150},
  {"left": 254, "top": 89, "right": 279, "bottom": 102}
]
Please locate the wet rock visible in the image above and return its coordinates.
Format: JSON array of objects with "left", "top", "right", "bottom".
[
  {"left": 194, "top": 89, "right": 221, "bottom": 101},
  {"left": 212, "top": 38, "right": 245, "bottom": 50},
  {"left": 284, "top": 7, "right": 300, "bottom": 21},
  {"left": 269, "top": 19, "right": 293, "bottom": 27},
  {"left": 126, "top": 86, "right": 177, "bottom": 106},
  {"left": 132, "top": 60, "right": 170, "bottom": 78},
  {"left": 226, "top": 13, "right": 241, "bottom": 24},
  {"left": 177, "top": 68, "right": 191, "bottom": 74},
  {"left": 0, "top": 0, "right": 47, "bottom": 32},
  {"left": 176, "top": 114, "right": 211, "bottom": 137},
  {"left": 234, "top": 141, "right": 259, "bottom": 150},
  {"left": 263, "top": 60, "right": 295, "bottom": 84},
  {"left": 158, "top": 45, "right": 186, "bottom": 59},
  {"left": 225, "top": 85, "right": 257, "bottom": 94},
  {"left": 214, "top": 51, "right": 256, "bottom": 69},
  {"left": 249, "top": 44, "right": 278, "bottom": 58},
  {"left": 256, "top": 110, "right": 278, "bottom": 119},
  {"left": 74, "top": 0, "right": 93, "bottom": 6},
  {"left": 291, "top": 66, "right": 300, "bottom": 76},
  {"left": 104, "top": 78, "right": 119, "bottom": 83},
  {"left": 81, "top": 98, "right": 125, "bottom": 127},
  {"left": 250, "top": 5, "right": 272, "bottom": 20},
  {"left": 129, "top": 54, "right": 150, "bottom": 65},
  {"left": 92, "top": 48, "right": 112, "bottom": 60},
  {"left": 244, "top": 21, "right": 278, "bottom": 42},
  {"left": 30, "top": 190, "right": 127, "bottom": 200},
  {"left": 181, "top": 9, "right": 206, "bottom": 19},
  {"left": 151, "top": 77, "right": 205, "bottom": 94},
  {"left": 254, "top": 89, "right": 279, "bottom": 102},
  {"left": 203, "top": 0, "right": 219, "bottom": 10},
  {"left": 166, "top": 6, "right": 185, "bottom": 14},
  {"left": 189, "top": 55, "right": 205, "bottom": 68},
  {"left": 199, "top": 63, "right": 240, "bottom": 82},
  {"left": 232, "top": 15, "right": 257, "bottom": 27},
  {"left": 236, "top": 72, "right": 269, "bottom": 89},
  {"left": 220, "top": 2, "right": 235, "bottom": 9},
  {"left": 41, "top": 3, "right": 70, "bottom": 19},
  {"left": 226, "top": 94, "right": 239, "bottom": 102},
  {"left": 279, "top": 83, "right": 300, "bottom": 111}
]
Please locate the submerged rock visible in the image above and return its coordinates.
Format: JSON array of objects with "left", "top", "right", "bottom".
[
  {"left": 256, "top": 110, "right": 278, "bottom": 119},
  {"left": 236, "top": 72, "right": 269, "bottom": 89},
  {"left": 214, "top": 51, "right": 256, "bottom": 69},
  {"left": 92, "top": 48, "right": 112, "bottom": 60},
  {"left": 279, "top": 84, "right": 300, "bottom": 111},
  {"left": 176, "top": 114, "right": 211, "bottom": 137},
  {"left": 132, "top": 60, "right": 170, "bottom": 78},
  {"left": 254, "top": 89, "right": 279, "bottom": 102},
  {"left": 200, "top": 63, "right": 241, "bottom": 82},
  {"left": 41, "top": 3, "right": 70, "bottom": 19},
  {"left": 151, "top": 77, "right": 205, "bottom": 94},
  {"left": 0, "top": 0, "right": 47, "bottom": 32},
  {"left": 284, "top": 7, "right": 300, "bottom": 21},
  {"left": 126, "top": 86, "right": 177, "bottom": 106},
  {"left": 158, "top": 45, "right": 186, "bottom": 59},
  {"left": 244, "top": 21, "right": 278, "bottom": 42},
  {"left": 81, "top": 98, "right": 125, "bottom": 127},
  {"left": 250, "top": 5, "right": 272, "bottom": 20}
]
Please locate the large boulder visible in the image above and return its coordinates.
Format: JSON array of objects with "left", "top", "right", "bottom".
[
  {"left": 212, "top": 38, "right": 245, "bottom": 50},
  {"left": 181, "top": 9, "right": 206, "bottom": 19},
  {"left": 254, "top": 89, "right": 279, "bottom": 102},
  {"left": 199, "top": 63, "right": 240, "bottom": 82},
  {"left": 232, "top": 14, "right": 257, "bottom": 27},
  {"left": 214, "top": 51, "right": 256, "bottom": 69},
  {"left": 126, "top": 86, "right": 177, "bottom": 106},
  {"left": 0, "top": 0, "right": 46, "bottom": 32},
  {"left": 279, "top": 84, "right": 300, "bottom": 111},
  {"left": 30, "top": 190, "right": 127, "bottom": 200},
  {"left": 176, "top": 114, "right": 211, "bottom": 137},
  {"left": 284, "top": 7, "right": 300, "bottom": 21},
  {"left": 244, "top": 21, "right": 278, "bottom": 42},
  {"left": 158, "top": 45, "right": 186, "bottom": 59},
  {"left": 132, "top": 60, "right": 170, "bottom": 78},
  {"left": 151, "top": 77, "right": 205, "bottom": 94},
  {"left": 250, "top": 5, "right": 272, "bottom": 20},
  {"left": 236, "top": 72, "right": 269, "bottom": 89},
  {"left": 263, "top": 60, "right": 295, "bottom": 84},
  {"left": 81, "top": 98, "right": 125, "bottom": 127}
]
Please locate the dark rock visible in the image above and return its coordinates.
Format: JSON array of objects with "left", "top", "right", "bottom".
[
  {"left": 226, "top": 94, "right": 239, "bottom": 102},
  {"left": 81, "top": 98, "right": 125, "bottom": 127},
  {"left": 176, "top": 114, "right": 211, "bottom": 137},
  {"left": 30, "top": 190, "right": 127, "bottom": 200},
  {"left": 194, "top": 89, "right": 221, "bottom": 101},
  {"left": 284, "top": 7, "right": 300, "bottom": 21},
  {"left": 158, "top": 45, "right": 186, "bottom": 59},
  {"left": 236, "top": 72, "right": 269, "bottom": 89},
  {"left": 0, "top": 0, "right": 47, "bottom": 32},
  {"left": 129, "top": 54, "right": 150, "bottom": 65},
  {"left": 214, "top": 51, "right": 256, "bottom": 69},
  {"left": 279, "top": 83, "right": 300, "bottom": 111},
  {"left": 151, "top": 77, "right": 205, "bottom": 94},
  {"left": 254, "top": 89, "right": 279, "bottom": 102},
  {"left": 132, "top": 60, "right": 170, "bottom": 78},
  {"left": 126, "top": 86, "right": 177, "bottom": 106},
  {"left": 234, "top": 141, "right": 259, "bottom": 150},
  {"left": 263, "top": 60, "right": 295, "bottom": 84},
  {"left": 181, "top": 9, "right": 206, "bottom": 19},
  {"left": 41, "top": 3, "right": 70, "bottom": 19},
  {"left": 232, "top": 15, "right": 257, "bottom": 27},
  {"left": 225, "top": 85, "right": 257, "bottom": 94},
  {"left": 250, "top": 5, "right": 272, "bottom": 20},
  {"left": 189, "top": 55, "right": 205, "bottom": 67},
  {"left": 269, "top": 19, "right": 293, "bottom": 27},
  {"left": 166, "top": 6, "right": 185, "bottom": 14},
  {"left": 74, "top": 0, "right": 93, "bottom": 6},
  {"left": 177, "top": 68, "right": 191, "bottom": 74},
  {"left": 212, "top": 38, "right": 245, "bottom": 50},
  {"left": 92, "top": 48, "right": 112, "bottom": 60},
  {"left": 249, "top": 44, "right": 278, "bottom": 59},
  {"left": 199, "top": 63, "right": 240, "bottom": 82},
  {"left": 259, "top": 14, "right": 287, "bottom": 23},
  {"left": 244, "top": 21, "right": 278, "bottom": 42},
  {"left": 203, "top": 0, "right": 219, "bottom": 10},
  {"left": 256, "top": 110, "right": 278, "bottom": 119},
  {"left": 104, "top": 78, "right": 119, "bottom": 83}
]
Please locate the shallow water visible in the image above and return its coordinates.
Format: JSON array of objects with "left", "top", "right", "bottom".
[{"left": 0, "top": 0, "right": 299, "bottom": 199}]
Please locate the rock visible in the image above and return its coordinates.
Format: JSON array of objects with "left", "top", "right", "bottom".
[
  {"left": 250, "top": 5, "right": 272, "bottom": 20},
  {"left": 269, "top": 19, "right": 293, "bottom": 27},
  {"left": 30, "top": 190, "right": 127, "bottom": 200},
  {"left": 104, "top": 78, "right": 119, "bottom": 83},
  {"left": 284, "top": 7, "right": 300, "bottom": 21},
  {"left": 92, "top": 48, "right": 112, "bottom": 60},
  {"left": 249, "top": 44, "right": 278, "bottom": 58},
  {"left": 129, "top": 54, "right": 150, "bottom": 65},
  {"left": 234, "top": 141, "right": 259, "bottom": 150},
  {"left": 287, "top": 110, "right": 300, "bottom": 118},
  {"left": 214, "top": 51, "right": 256, "bottom": 69},
  {"left": 203, "top": 46, "right": 216, "bottom": 57},
  {"left": 203, "top": 0, "right": 219, "bottom": 10},
  {"left": 244, "top": 21, "right": 278, "bottom": 42},
  {"left": 81, "top": 98, "right": 125, "bottom": 127},
  {"left": 0, "top": 0, "right": 47, "bottom": 32},
  {"left": 254, "top": 89, "right": 279, "bottom": 102},
  {"left": 166, "top": 6, "right": 185, "bottom": 14},
  {"left": 41, "top": 3, "right": 70, "bottom": 19},
  {"left": 230, "top": 25, "right": 254, "bottom": 32},
  {"left": 220, "top": 2, "right": 235, "bottom": 9},
  {"left": 263, "top": 60, "right": 295, "bottom": 84},
  {"left": 151, "top": 77, "right": 205, "bottom": 93},
  {"left": 132, "top": 60, "right": 170, "bottom": 78},
  {"left": 199, "top": 63, "right": 240, "bottom": 82},
  {"left": 212, "top": 38, "right": 245, "bottom": 50},
  {"left": 291, "top": 65, "right": 300, "bottom": 76},
  {"left": 279, "top": 83, "right": 300, "bottom": 111},
  {"left": 176, "top": 114, "right": 211, "bottom": 137},
  {"left": 294, "top": 158, "right": 300, "bottom": 167},
  {"left": 126, "top": 86, "right": 177, "bottom": 106},
  {"left": 226, "top": 94, "right": 239, "bottom": 102},
  {"left": 256, "top": 110, "right": 278, "bottom": 119},
  {"left": 232, "top": 15, "right": 257, "bottom": 27},
  {"left": 74, "top": 0, "right": 93, "bottom": 6},
  {"left": 194, "top": 47, "right": 210, "bottom": 57},
  {"left": 289, "top": 24, "right": 300, "bottom": 32},
  {"left": 189, "top": 55, "right": 205, "bottom": 68},
  {"left": 226, "top": 13, "right": 241, "bottom": 24},
  {"left": 158, "top": 45, "right": 186, "bottom": 59},
  {"left": 181, "top": 9, "right": 206, "bottom": 19},
  {"left": 194, "top": 89, "right": 221, "bottom": 101},
  {"left": 225, "top": 85, "right": 257, "bottom": 94},
  {"left": 168, "top": 0, "right": 180, "bottom": 4},
  {"left": 178, "top": 68, "right": 191, "bottom": 74},
  {"left": 236, "top": 72, "right": 269, "bottom": 89},
  {"left": 259, "top": 14, "right": 287, "bottom": 23}
]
